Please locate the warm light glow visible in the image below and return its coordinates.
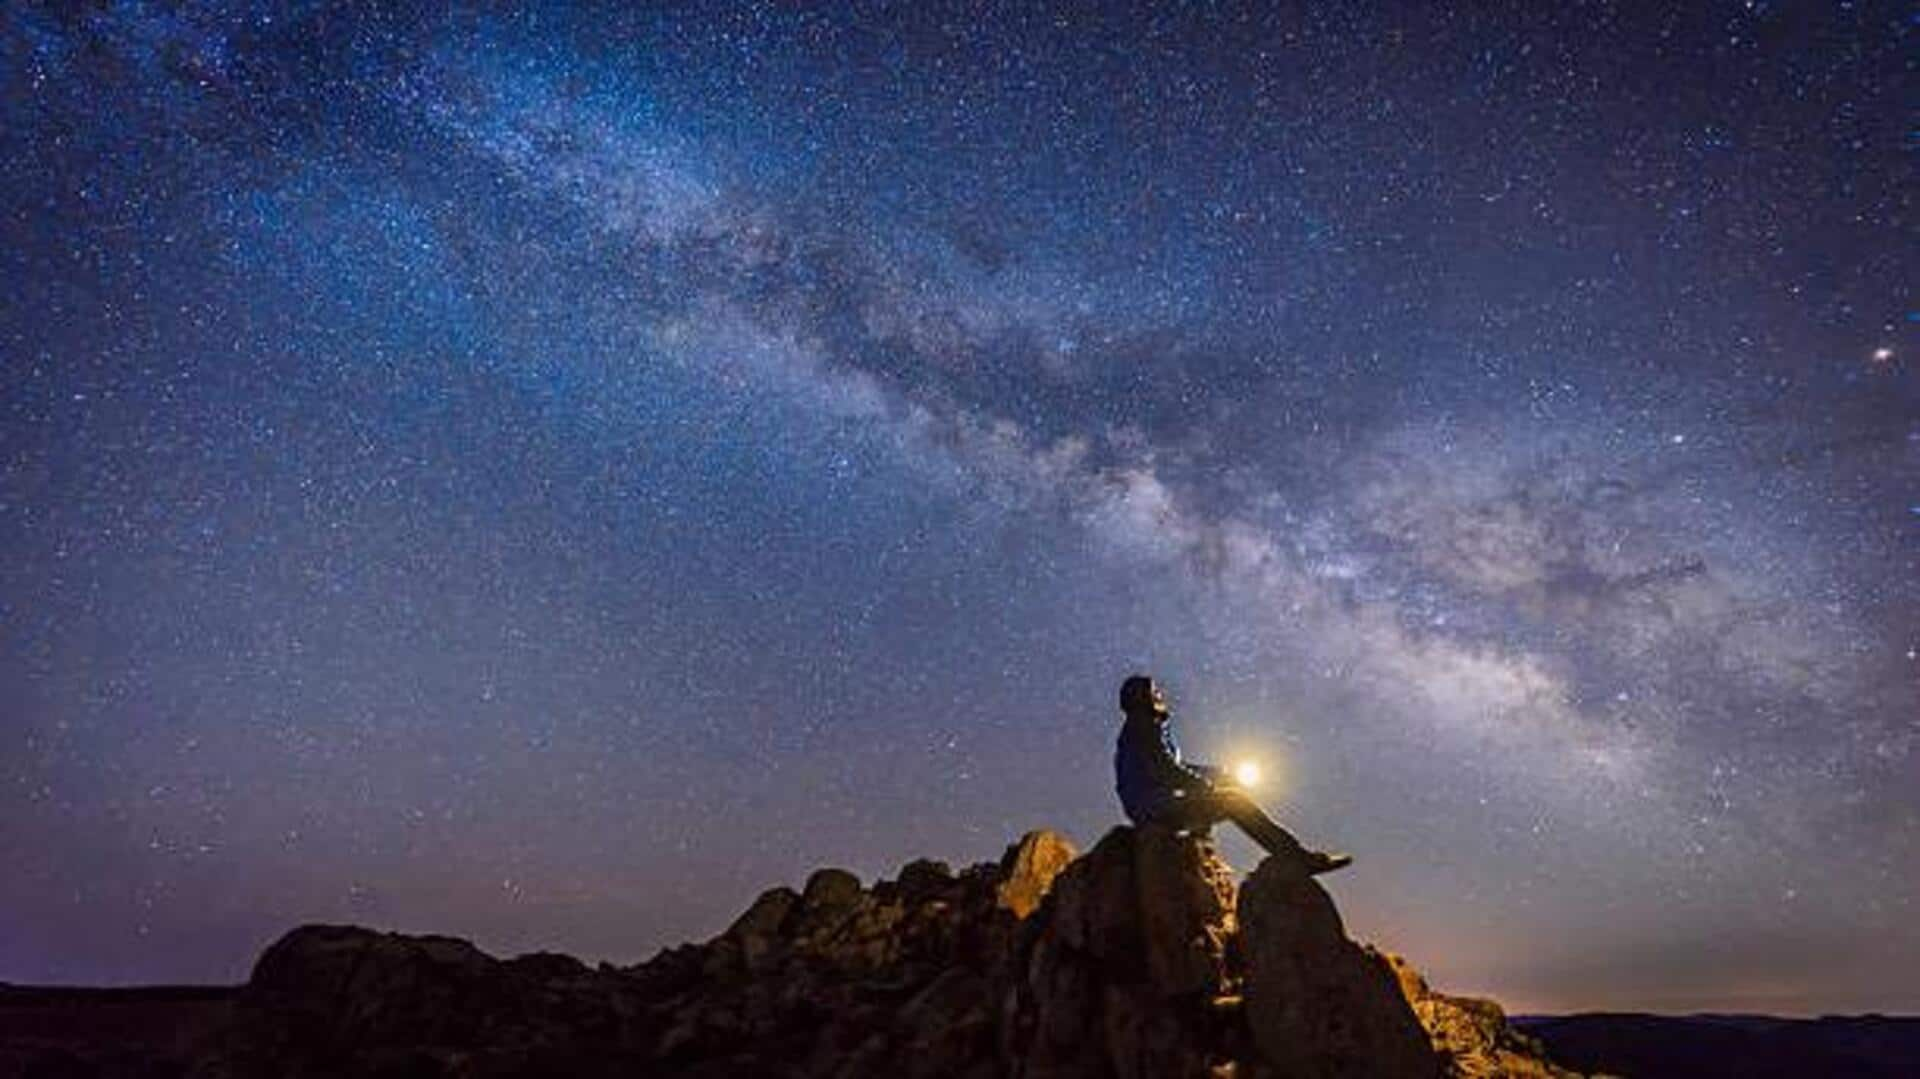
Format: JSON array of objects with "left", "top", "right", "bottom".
[{"left": 1233, "top": 759, "right": 1262, "bottom": 787}]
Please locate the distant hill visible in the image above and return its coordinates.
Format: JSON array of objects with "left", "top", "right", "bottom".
[
  {"left": 1518, "top": 1012, "right": 1920, "bottom": 1079},
  {"left": 0, "top": 983, "right": 233, "bottom": 1077}
]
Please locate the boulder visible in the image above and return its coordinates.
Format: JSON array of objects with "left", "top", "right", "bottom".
[
  {"left": 801, "top": 868, "right": 864, "bottom": 913},
  {"left": 896, "top": 858, "right": 957, "bottom": 904},
  {"left": 996, "top": 830, "right": 1078, "bottom": 918},
  {"left": 1132, "top": 822, "right": 1237, "bottom": 998},
  {"left": 722, "top": 886, "right": 800, "bottom": 973},
  {"left": 1002, "top": 825, "right": 1237, "bottom": 1079},
  {"left": 1239, "top": 859, "right": 1438, "bottom": 1078}
]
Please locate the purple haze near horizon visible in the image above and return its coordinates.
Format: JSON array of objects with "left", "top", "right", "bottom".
[{"left": 2, "top": 3, "right": 1915, "bottom": 1014}]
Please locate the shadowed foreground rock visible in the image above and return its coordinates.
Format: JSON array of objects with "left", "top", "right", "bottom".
[
  {"left": 1239, "top": 856, "right": 1434, "bottom": 1077},
  {"left": 188, "top": 827, "right": 1580, "bottom": 1078}
]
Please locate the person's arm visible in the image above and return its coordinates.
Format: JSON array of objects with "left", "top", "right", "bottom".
[
  {"left": 1150, "top": 724, "right": 1217, "bottom": 794},
  {"left": 1188, "top": 761, "right": 1228, "bottom": 785}
]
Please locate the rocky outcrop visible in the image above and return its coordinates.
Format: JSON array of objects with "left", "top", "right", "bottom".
[
  {"left": 1000, "top": 826, "right": 1241, "bottom": 1078},
  {"left": 1390, "top": 959, "right": 1574, "bottom": 1079},
  {"left": 187, "top": 826, "right": 1580, "bottom": 1078},
  {"left": 1238, "top": 857, "right": 1435, "bottom": 1078},
  {"left": 198, "top": 926, "right": 652, "bottom": 1077}
]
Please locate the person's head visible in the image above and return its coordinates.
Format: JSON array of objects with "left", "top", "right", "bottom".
[{"left": 1119, "top": 674, "right": 1168, "bottom": 722}]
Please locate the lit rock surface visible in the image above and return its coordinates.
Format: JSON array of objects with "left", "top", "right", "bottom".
[{"left": 187, "top": 827, "right": 1579, "bottom": 1077}]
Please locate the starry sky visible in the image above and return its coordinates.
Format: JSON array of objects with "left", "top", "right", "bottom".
[{"left": 2, "top": 3, "right": 1915, "bottom": 1014}]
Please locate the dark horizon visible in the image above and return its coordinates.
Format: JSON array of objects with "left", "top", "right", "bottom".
[
  {"left": 4, "top": 983, "right": 1917, "bottom": 1024},
  {"left": 3, "top": 3, "right": 1914, "bottom": 1016}
]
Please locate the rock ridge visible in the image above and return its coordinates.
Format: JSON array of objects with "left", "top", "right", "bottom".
[{"left": 188, "top": 826, "right": 1582, "bottom": 1078}]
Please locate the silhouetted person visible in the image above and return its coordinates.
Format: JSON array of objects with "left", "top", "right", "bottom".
[{"left": 1114, "top": 674, "right": 1351, "bottom": 875}]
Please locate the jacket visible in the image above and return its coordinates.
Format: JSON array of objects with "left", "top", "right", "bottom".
[{"left": 1114, "top": 714, "right": 1222, "bottom": 824}]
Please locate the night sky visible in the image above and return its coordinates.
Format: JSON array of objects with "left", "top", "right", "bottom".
[{"left": 3, "top": 3, "right": 1914, "bottom": 1015}]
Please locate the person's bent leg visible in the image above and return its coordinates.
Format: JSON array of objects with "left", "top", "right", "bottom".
[
  {"left": 1218, "top": 791, "right": 1354, "bottom": 874},
  {"left": 1218, "top": 791, "right": 1311, "bottom": 859}
]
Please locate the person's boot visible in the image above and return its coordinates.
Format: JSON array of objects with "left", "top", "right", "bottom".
[{"left": 1299, "top": 850, "right": 1353, "bottom": 875}]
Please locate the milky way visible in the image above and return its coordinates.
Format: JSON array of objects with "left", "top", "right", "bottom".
[{"left": 2, "top": 4, "right": 1914, "bottom": 1013}]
